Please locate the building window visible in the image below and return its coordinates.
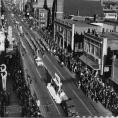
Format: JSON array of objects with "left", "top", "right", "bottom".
[
  {"left": 40, "top": 13, "right": 44, "bottom": 17},
  {"left": 91, "top": 44, "right": 94, "bottom": 55},
  {"left": 67, "top": 31, "right": 71, "bottom": 45}
]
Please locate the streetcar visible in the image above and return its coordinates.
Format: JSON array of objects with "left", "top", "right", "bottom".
[
  {"left": 47, "top": 73, "right": 68, "bottom": 104},
  {"left": 34, "top": 49, "right": 44, "bottom": 66},
  {"left": 35, "top": 56, "right": 44, "bottom": 66}
]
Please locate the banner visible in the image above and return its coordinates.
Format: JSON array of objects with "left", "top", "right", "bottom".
[
  {"left": 0, "top": 64, "right": 7, "bottom": 91},
  {"left": 0, "top": 31, "right": 5, "bottom": 51}
]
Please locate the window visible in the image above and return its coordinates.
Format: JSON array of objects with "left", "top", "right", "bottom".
[
  {"left": 40, "top": 13, "right": 44, "bottom": 17},
  {"left": 91, "top": 44, "right": 94, "bottom": 55}
]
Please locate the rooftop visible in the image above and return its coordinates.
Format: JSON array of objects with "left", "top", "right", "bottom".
[
  {"left": 101, "top": 32, "right": 118, "bottom": 50},
  {"left": 103, "top": 19, "right": 118, "bottom": 25},
  {"left": 64, "top": 0, "right": 103, "bottom": 17},
  {"left": 103, "top": 10, "right": 117, "bottom": 13},
  {"left": 101, "top": 32, "right": 118, "bottom": 40},
  {"left": 62, "top": 19, "right": 96, "bottom": 27}
]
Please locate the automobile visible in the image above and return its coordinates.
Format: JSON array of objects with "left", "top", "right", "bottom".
[{"left": 35, "top": 56, "right": 44, "bottom": 66}]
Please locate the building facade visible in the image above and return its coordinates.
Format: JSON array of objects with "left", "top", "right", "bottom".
[
  {"left": 103, "top": 10, "right": 118, "bottom": 20},
  {"left": 79, "top": 32, "right": 118, "bottom": 78},
  {"left": 79, "top": 32, "right": 107, "bottom": 76},
  {"left": 39, "top": 8, "right": 48, "bottom": 28},
  {"left": 54, "top": 19, "right": 74, "bottom": 53},
  {"left": 54, "top": 19, "right": 101, "bottom": 53}
]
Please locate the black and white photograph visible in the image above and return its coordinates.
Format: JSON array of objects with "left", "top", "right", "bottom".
[{"left": 0, "top": 0, "right": 118, "bottom": 117}]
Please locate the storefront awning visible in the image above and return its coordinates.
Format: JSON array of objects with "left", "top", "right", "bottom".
[{"left": 79, "top": 55, "right": 100, "bottom": 70}]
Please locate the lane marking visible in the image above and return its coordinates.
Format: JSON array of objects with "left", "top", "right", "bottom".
[
  {"left": 24, "top": 48, "right": 61, "bottom": 115},
  {"left": 25, "top": 31, "right": 38, "bottom": 48},
  {"left": 44, "top": 55, "right": 66, "bottom": 80},
  {"left": 24, "top": 34, "right": 34, "bottom": 50},
  {"left": 27, "top": 56, "right": 61, "bottom": 115},
  {"left": 12, "top": 18, "right": 65, "bottom": 116}
]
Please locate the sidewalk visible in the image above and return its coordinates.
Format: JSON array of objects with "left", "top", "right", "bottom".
[
  {"left": 30, "top": 28, "right": 113, "bottom": 116},
  {"left": 63, "top": 65, "right": 112, "bottom": 117},
  {"left": 20, "top": 45, "right": 65, "bottom": 117},
  {"left": 6, "top": 74, "right": 22, "bottom": 117}
]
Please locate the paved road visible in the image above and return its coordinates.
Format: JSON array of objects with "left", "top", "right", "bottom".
[
  {"left": 5, "top": 8, "right": 66, "bottom": 117},
  {"left": 23, "top": 29, "right": 112, "bottom": 117},
  {"left": 26, "top": 31, "right": 112, "bottom": 116},
  {"left": 7, "top": 7, "right": 113, "bottom": 117}
]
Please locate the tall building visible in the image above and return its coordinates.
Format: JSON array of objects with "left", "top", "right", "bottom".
[
  {"left": 56, "top": 0, "right": 64, "bottom": 19},
  {"left": 0, "top": 0, "right": 1, "bottom": 26},
  {"left": 33, "top": 0, "right": 44, "bottom": 8},
  {"left": 64, "top": 0, "right": 103, "bottom": 18},
  {"left": 32, "top": 0, "right": 64, "bottom": 28},
  {"left": 47, "top": 0, "right": 54, "bottom": 9},
  {"left": 39, "top": 8, "right": 48, "bottom": 28},
  {"left": 33, "top": 0, "right": 64, "bottom": 19}
]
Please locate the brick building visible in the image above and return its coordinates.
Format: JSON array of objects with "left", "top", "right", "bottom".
[
  {"left": 79, "top": 32, "right": 118, "bottom": 79},
  {"left": 38, "top": 8, "right": 48, "bottom": 28},
  {"left": 103, "top": 10, "right": 117, "bottom": 20},
  {"left": 79, "top": 32, "right": 107, "bottom": 76},
  {"left": 54, "top": 19, "right": 101, "bottom": 53}
]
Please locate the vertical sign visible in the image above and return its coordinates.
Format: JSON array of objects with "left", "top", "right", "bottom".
[
  {"left": 71, "top": 24, "right": 75, "bottom": 51},
  {"left": 0, "top": 64, "right": 7, "bottom": 91},
  {"left": 0, "top": 31, "right": 5, "bottom": 51},
  {"left": 103, "top": 38, "right": 107, "bottom": 55},
  {"left": 8, "top": 26, "right": 13, "bottom": 44},
  {"left": 101, "top": 38, "right": 108, "bottom": 75}
]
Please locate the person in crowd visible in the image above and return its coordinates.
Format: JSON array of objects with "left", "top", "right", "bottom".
[
  {"left": 7, "top": 48, "right": 42, "bottom": 117},
  {"left": 24, "top": 18, "right": 118, "bottom": 116}
]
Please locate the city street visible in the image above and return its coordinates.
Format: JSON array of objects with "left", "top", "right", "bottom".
[
  {"left": 10, "top": 11, "right": 112, "bottom": 117},
  {"left": 3, "top": 1, "right": 112, "bottom": 117},
  {"left": 5, "top": 10, "right": 66, "bottom": 117},
  {"left": 1, "top": 0, "right": 118, "bottom": 117}
]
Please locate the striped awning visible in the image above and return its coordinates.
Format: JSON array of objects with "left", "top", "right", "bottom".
[{"left": 79, "top": 55, "right": 100, "bottom": 70}]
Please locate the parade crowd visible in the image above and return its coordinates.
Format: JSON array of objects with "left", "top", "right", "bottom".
[
  {"left": 36, "top": 27, "right": 118, "bottom": 116},
  {"left": 8, "top": 48, "right": 42, "bottom": 117}
]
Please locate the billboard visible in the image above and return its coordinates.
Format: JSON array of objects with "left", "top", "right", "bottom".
[
  {"left": 0, "top": 31, "right": 5, "bottom": 51},
  {"left": 8, "top": 26, "right": 13, "bottom": 44}
]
